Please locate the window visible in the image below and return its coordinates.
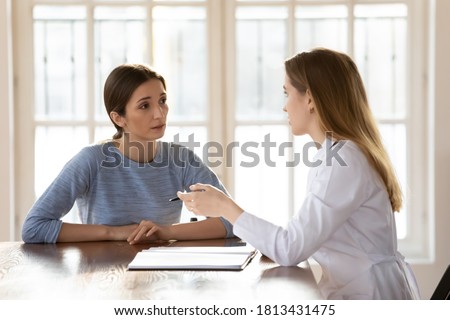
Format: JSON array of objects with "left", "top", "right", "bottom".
[
  {"left": 15, "top": 0, "right": 428, "bottom": 259},
  {"left": 353, "top": 4, "right": 409, "bottom": 237}
]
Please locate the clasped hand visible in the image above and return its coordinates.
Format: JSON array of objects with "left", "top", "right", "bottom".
[{"left": 127, "top": 220, "right": 167, "bottom": 245}]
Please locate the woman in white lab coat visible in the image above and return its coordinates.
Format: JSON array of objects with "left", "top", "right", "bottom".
[{"left": 175, "top": 48, "right": 421, "bottom": 299}]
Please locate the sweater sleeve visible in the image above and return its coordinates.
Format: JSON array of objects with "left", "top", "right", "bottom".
[
  {"left": 21, "top": 146, "right": 99, "bottom": 243},
  {"left": 233, "top": 143, "right": 371, "bottom": 266}
]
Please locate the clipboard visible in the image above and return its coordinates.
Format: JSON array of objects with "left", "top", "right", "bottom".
[{"left": 127, "top": 244, "right": 257, "bottom": 271}]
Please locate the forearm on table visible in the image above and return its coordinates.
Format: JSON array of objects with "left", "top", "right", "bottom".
[{"left": 57, "top": 223, "right": 133, "bottom": 242}]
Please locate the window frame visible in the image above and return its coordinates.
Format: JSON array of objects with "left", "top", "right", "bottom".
[{"left": 13, "top": 0, "right": 429, "bottom": 260}]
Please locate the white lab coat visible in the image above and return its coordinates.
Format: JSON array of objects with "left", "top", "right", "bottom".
[{"left": 233, "top": 139, "right": 420, "bottom": 299}]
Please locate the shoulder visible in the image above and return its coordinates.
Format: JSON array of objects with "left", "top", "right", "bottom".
[
  {"left": 310, "top": 140, "right": 376, "bottom": 206},
  {"left": 313, "top": 139, "right": 368, "bottom": 170},
  {"left": 333, "top": 140, "right": 368, "bottom": 168},
  {"left": 337, "top": 140, "right": 385, "bottom": 189},
  {"left": 315, "top": 139, "right": 373, "bottom": 184},
  {"left": 79, "top": 141, "right": 111, "bottom": 159},
  {"left": 68, "top": 141, "right": 112, "bottom": 168}
]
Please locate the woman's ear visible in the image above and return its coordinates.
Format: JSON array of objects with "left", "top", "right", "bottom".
[
  {"left": 306, "top": 89, "right": 313, "bottom": 105},
  {"left": 110, "top": 111, "right": 125, "bottom": 128},
  {"left": 306, "top": 89, "right": 316, "bottom": 114}
]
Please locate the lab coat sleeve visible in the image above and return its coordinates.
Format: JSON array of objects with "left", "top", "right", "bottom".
[{"left": 233, "top": 143, "right": 372, "bottom": 266}]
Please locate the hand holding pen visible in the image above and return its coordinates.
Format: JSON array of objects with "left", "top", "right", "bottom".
[
  {"left": 175, "top": 184, "right": 244, "bottom": 224},
  {"left": 169, "top": 188, "right": 205, "bottom": 202}
]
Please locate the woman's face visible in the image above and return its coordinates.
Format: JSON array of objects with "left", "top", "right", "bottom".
[
  {"left": 113, "top": 79, "right": 168, "bottom": 142},
  {"left": 283, "top": 75, "right": 315, "bottom": 136}
]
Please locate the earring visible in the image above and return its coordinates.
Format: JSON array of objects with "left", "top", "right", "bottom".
[{"left": 309, "top": 108, "right": 314, "bottom": 114}]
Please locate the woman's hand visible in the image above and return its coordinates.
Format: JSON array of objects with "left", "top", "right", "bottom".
[
  {"left": 177, "top": 183, "right": 244, "bottom": 223},
  {"left": 126, "top": 220, "right": 170, "bottom": 245}
]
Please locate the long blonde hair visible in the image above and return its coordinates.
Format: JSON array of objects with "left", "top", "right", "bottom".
[{"left": 285, "top": 48, "right": 402, "bottom": 212}]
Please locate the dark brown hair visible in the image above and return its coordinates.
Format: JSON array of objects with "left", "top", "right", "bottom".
[
  {"left": 104, "top": 64, "right": 166, "bottom": 139},
  {"left": 285, "top": 48, "right": 402, "bottom": 212}
]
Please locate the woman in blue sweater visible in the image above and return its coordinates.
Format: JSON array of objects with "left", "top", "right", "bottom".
[{"left": 22, "top": 64, "right": 233, "bottom": 244}]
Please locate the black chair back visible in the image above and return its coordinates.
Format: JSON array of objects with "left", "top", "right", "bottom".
[{"left": 430, "top": 265, "right": 450, "bottom": 300}]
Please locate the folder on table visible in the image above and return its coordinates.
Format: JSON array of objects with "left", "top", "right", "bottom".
[{"left": 127, "top": 244, "right": 257, "bottom": 271}]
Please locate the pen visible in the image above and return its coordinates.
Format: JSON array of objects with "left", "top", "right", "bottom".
[{"left": 169, "top": 189, "right": 205, "bottom": 202}]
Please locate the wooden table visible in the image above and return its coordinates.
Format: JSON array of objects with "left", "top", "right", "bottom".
[{"left": 0, "top": 239, "right": 322, "bottom": 300}]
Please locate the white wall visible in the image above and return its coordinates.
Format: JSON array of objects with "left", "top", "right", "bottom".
[
  {"left": 412, "top": 0, "right": 450, "bottom": 299},
  {"left": 0, "top": 0, "right": 14, "bottom": 241}
]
